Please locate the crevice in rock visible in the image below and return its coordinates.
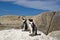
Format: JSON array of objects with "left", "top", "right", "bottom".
[{"left": 46, "top": 12, "right": 56, "bottom": 35}]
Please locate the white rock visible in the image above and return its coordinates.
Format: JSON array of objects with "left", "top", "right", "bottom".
[
  {"left": 0, "top": 29, "right": 56, "bottom": 40},
  {"left": 47, "top": 31, "right": 60, "bottom": 40}
]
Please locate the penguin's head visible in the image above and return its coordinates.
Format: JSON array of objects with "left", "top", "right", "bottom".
[
  {"left": 29, "top": 19, "right": 33, "bottom": 22},
  {"left": 22, "top": 18, "right": 27, "bottom": 22}
]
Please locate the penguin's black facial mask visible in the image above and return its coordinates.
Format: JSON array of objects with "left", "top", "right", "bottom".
[
  {"left": 23, "top": 19, "right": 25, "bottom": 20},
  {"left": 22, "top": 19, "right": 26, "bottom": 22},
  {"left": 29, "top": 19, "right": 33, "bottom": 22}
]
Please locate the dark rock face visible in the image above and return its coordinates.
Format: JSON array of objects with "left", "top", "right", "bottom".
[
  {"left": 33, "top": 12, "right": 55, "bottom": 34},
  {"left": 34, "top": 12, "right": 60, "bottom": 35},
  {"left": 48, "top": 12, "right": 60, "bottom": 34},
  {"left": 0, "top": 12, "right": 60, "bottom": 35}
]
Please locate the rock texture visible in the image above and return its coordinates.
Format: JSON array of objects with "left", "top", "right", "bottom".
[
  {"left": 0, "top": 12, "right": 60, "bottom": 35},
  {"left": 33, "top": 12, "right": 55, "bottom": 34},
  {"left": 48, "top": 31, "right": 60, "bottom": 40},
  {"left": 48, "top": 12, "right": 60, "bottom": 34},
  {"left": 0, "top": 29, "right": 56, "bottom": 40}
]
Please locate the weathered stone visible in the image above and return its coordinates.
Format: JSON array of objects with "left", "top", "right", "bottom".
[
  {"left": 48, "top": 31, "right": 60, "bottom": 40},
  {"left": 48, "top": 12, "right": 60, "bottom": 34},
  {"left": 33, "top": 12, "right": 55, "bottom": 34},
  {"left": 0, "top": 12, "right": 60, "bottom": 35}
]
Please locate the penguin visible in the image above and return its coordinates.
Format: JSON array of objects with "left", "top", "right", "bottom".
[
  {"left": 28, "top": 19, "right": 37, "bottom": 36},
  {"left": 21, "top": 18, "right": 28, "bottom": 31}
]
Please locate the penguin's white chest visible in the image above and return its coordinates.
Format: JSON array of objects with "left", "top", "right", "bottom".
[{"left": 29, "top": 22, "right": 33, "bottom": 34}]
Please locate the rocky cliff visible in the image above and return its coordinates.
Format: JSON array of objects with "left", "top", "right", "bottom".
[{"left": 0, "top": 12, "right": 60, "bottom": 35}]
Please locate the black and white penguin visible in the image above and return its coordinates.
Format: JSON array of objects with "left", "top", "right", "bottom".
[
  {"left": 21, "top": 18, "right": 28, "bottom": 31},
  {"left": 28, "top": 19, "right": 37, "bottom": 35}
]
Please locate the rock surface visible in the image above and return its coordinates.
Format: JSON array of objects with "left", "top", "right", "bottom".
[
  {"left": 33, "top": 12, "right": 55, "bottom": 34},
  {"left": 48, "top": 31, "right": 60, "bottom": 40},
  {"left": 0, "top": 29, "right": 56, "bottom": 40},
  {"left": 48, "top": 12, "right": 60, "bottom": 33},
  {"left": 0, "top": 12, "right": 60, "bottom": 34}
]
